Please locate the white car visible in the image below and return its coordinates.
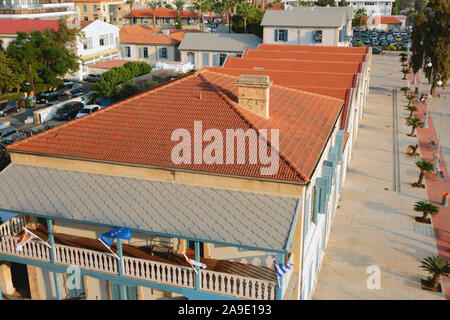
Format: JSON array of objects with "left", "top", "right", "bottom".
[{"left": 75, "top": 104, "right": 101, "bottom": 118}]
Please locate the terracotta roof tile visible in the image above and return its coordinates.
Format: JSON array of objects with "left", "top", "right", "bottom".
[
  {"left": 258, "top": 44, "right": 369, "bottom": 54},
  {"left": 0, "top": 19, "right": 59, "bottom": 35},
  {"left": 372, "top": 16, "right": 402, "bottom": 24},
  {"left": 8, "top": 70, "right": 344, "bottom": 183},
  {"left": 245, "top": 49, "right": 366, "bottom": 63},
  {"left": 124, "top": 7, "right": 200, "bottom": 19},
  {"left": 88, "top": 59, "right": 129, "bottom": 69}
]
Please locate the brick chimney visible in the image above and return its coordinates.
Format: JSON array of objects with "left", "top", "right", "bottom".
[{"left": 235, "top": 74, "right": 273, "bottom": 119}]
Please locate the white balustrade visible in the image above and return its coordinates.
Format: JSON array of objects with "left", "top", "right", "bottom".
[
  {"left": 200, "top": 269, "right": 277, "bottom": 300},
  {"left": 0, "top": 215, "right": 27, "bottom": 237},
  {"left": 122, "top": 256, "right": 195, "bottom": 289},
  {"left": 0, "top": 235, "right": 50, "bottom": 262}
]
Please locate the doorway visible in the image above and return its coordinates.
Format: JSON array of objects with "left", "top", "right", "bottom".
[{"left": 10, "top": 262, "right": 31, "bottom": 298}]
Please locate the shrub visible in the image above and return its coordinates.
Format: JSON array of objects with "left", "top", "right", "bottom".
[
  {"left": 116, "top": 82, "right": 139, "bottom": 100},
  {"left": 382, "top": 45, "right": 389, "bottom": 51},
  {"left": 0, "top": 91, "right": 24, "bottom": 102},
  {"left": 144, "top": 81, "right": 158, "bottom": 89},
  {"left": 0, "top": 146, "right": 11, "bottom": 172},
  {"left": 389, "top": 43, "right": 397, "bottom": 51}
]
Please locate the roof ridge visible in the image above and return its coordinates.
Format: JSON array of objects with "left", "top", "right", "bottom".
[
  {"left": 7, "top": 73, "right": 198, "bottom": 151},
  {"left": 198, "top": 71, "right": 309, "bottom": 182}
]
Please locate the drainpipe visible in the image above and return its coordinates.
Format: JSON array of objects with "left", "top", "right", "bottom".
[
  {"left": 47, "top": 219, "right": 61, "bottom": 300},
  {"left": 194, "top": 241, "right": 200, "bottom": 291},
  {"left": 117, "top": 238, "right": 127, "bottom": 300},
  {"left": 277, "top": 253, "right": 285, "bottom": 300}
]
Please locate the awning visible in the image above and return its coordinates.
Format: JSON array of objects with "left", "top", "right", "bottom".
[{"left": 0, "top": 164, "right": 300, "bottom": 253}]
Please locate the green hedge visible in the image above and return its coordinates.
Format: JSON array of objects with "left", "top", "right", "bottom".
[{"left": 0, "top": 92, "right": 25, "bottom": 102}]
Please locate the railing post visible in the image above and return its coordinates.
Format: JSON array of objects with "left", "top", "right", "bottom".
[
  {"left": 194, "top": 241, "right": 200, "bottom": 291},
  {"left": 277, "top": 253, "right": 285, "bottom": 300},
  {"left": 116, "top": 238, "right": 127, "bottom": 300},
  {"left": 47, "top": 219, "right": 61, "bottom": 300}
]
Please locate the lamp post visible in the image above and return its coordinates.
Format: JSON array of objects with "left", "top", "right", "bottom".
[{"left": 433, "top": 74, "right": 445, "bottom": 174}]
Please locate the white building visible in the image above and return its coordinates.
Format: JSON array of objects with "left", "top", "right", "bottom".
[
  {"left": 76, "top": 20, "right": 120, "bottom": 80},
  {"left": 261, "top": 7, "right": 353, "bottom": 47},
  {"left": 0, "top": 0, "right": 78, "bottom": 21}
]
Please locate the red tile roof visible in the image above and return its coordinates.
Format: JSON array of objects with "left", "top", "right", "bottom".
[
  {"left": 120, "top": 25, "right": 186, "bottom": 45},
  {"left": 7, "top": 70, "right": 344, "bottom": 183},
  {"left": 372, "top": 16, "right": 402, "bottom": 24},
  {"left": 258, "top": 44, "right": 369, "bottom": 54},
  {"left": 88, "top": 59, "right": 129, "bottom": 69},
  {"left": 124, "top": 7, "right": 200, "bottom": 19},
  {"left": 0, "top": 19, "right": 59, "bottom": 35},
  {"left": 245, "top": 49, "right": 366, "bottom": 63},
  {"left": 225, "top": 57, "right": 361, "bottom": 74}
]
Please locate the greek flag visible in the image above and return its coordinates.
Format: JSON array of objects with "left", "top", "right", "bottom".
[{"left": 273, "top": 256, "right": 293, "bottom": 279}]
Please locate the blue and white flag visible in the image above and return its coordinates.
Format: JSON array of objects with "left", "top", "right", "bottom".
[
  {"left": 273, "top": 256, "right": 293, "bottom": 279},
  {"left": 99, "top": 227, "right": 133, "bottom": 249}
]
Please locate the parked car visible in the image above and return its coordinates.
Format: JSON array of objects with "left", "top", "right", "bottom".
[
  {"left": 0, "top": 101, "right": 20, "bottom": 117},
  {"left": 395, "top": 36, "right": 402, "bottom": 42},
  {"left": 54, "top": 101, "right": 84, "bottom": 120},
  {"left": 36, "top": 91, "right": 62, "bottom": 104},
  {"left": 379, "top": 35, "right": 386, "bottom": 41},
  {"left": 84, "top": 74, "right": 101, "bottom": 82},
  {"left": 363, "top": 38, "right": 370, "bottom": 45},
  {"left": 381, "top": 39, "right": 388, "bottom": 46},
  {"left": 0, "top": 127, "right": 18, "bottom": 145},
  {"left": 62, "top": 83, "right": 83, "bottom": 96},
  {"left": 75, "top": 105, "right": 101, "bottom": 119},
  {"left": 372, "top": 47, "right": 383, "bottom": 55}
]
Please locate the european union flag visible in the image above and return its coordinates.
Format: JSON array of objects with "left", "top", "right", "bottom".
[{"left": 99, "top": 227, "right": 133, "bottom": 249}]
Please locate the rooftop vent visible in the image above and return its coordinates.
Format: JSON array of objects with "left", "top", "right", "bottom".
[{"left": 235, "top": 74, "right": 272, "bottom": 119}]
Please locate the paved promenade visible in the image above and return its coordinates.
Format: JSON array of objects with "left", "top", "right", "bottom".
[{"left": 313, "top": 55, "right": 445, "bottom": 300}]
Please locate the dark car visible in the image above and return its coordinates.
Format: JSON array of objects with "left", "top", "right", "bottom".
[
  {"left": 0, "top": 101, "right": 20, "bottom": 117},
  {"left": 0, "top": 127, "right": 18, "bottom": 145},
  {"left": 54, "top": 101, "right": 84, "bottom": 121},
  {"left": 372, "top": 47, "right": 384, "bottom": 55},
  {"left": 37, "top": 91, "right": 62, "bottom": 104},
  {"left": 84, "top": 74, "right": 101, "bottom": 82}
]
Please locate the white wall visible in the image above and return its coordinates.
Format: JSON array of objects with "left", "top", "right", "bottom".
[
  {"left": 263, "top": 26, "right": 345, "bottom": 46},
  {"left": 77, "top": 20, "right": 120, "bottom": 58}
]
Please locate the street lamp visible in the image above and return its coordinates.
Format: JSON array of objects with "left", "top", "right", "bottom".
[{"left": 433, "top": 73, "right": 445, "bottom": 175}]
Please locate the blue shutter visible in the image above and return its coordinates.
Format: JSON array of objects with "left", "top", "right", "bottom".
[
  {"left": 304, "top": 193, "right": 311, "bottom": 235},
  {"left": 111, "top": 282, "right": 120, "bottom": 300},
  {"left": 312, "top": 30, "right": 316, "bottom": 43},
  {"left": 126, "top": 286, "right": 138, "bottom": 300},
  {"left": 336, "top": 130, "right": 345, "bottom": 162},
  {"left": 322, "top": 162, "right": 333, "bottom": 196},
  {"left": 316, "top": 177, "right": 328, "bottom": 214},
  {"left": 285, "top": 30, "right": 288, "bottom": 42},
  {"left": 274, "top": 29, "right": 278, "bottom": 42},
  {"left": 312, "top": 186, "right": 319, "bottom": 223}
]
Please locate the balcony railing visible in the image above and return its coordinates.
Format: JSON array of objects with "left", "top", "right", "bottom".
[
  {"left": 0, "top": 234, "right": 278, "bottom": 300},
  {"left": 0, "top": 215, "right": 27, "bottom": 237}
]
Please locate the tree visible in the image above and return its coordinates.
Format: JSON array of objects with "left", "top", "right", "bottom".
[
  {"left": 338, "top": 0, "right": 348, "bottom": 6},
  {"left": 413, "top": 160, "right": 433, "bottom": 187},
  {"left": 193, "top": 0, "right": 209, "bottom": 31},
  {"left": 0, "top": 50, "right": 23, "bottom": 95},
  {"left": 400, "top": 86, "right": 410, "bottom": 96},
  {"left": 0, "top": 146, "right": 10, "bottom": 172},
  {"left": 406, "top": 104, "right": 418, "bottom": 118},
  {"left": 406, "top": 94, "right": 416, "bottom": 105},
  {"left": 414, "top": 0, "right": 427, "bottom": 12},
  {"left": 165, "top": 3, "right": 173, "bottom": 9},
  {"left": 147, "top": 0, "right": 161, "bottom": 27},
  {"left": 420, "top": 255, "right": 450, "bottom": 289},
  {"left": 316, "top": 0, "right": 335, "bottom": 6},
  {"left": 400, "top": 55, "right": 408, "bottom": 66},
  {"left": 414, "top": 200, "right": 439, "bottom": 222},
  {"left": 406, "top": 117, "right": 424, "bottom": 137},
  {"left": 237, "top": 1, "right": 254, "bottom": 33},
  {"left": 401, "top": 67, "right": 410, "bottom": 80},
  {"left": 391, "top": 0, "right": 400, "bottom": 15},
  {"left": 352, "top": 8, "right": 368, "bottom": 29},
  {"left": 409, "top": 0, "right": 449, "bottom": 96},
  {"left": 126, "top": 0, "right": 135, "bottom": 22},
  {"left": 175, "top": 13, "right": 182, "bottom": 29},
  {"left": 232, "top": 6, "right": 264, "bottom": 37},
  {"left": 174, "top": 0, "right": 185, "bottom": 12}
]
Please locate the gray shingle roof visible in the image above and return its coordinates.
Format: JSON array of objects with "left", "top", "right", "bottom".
[
  {"left": 0, "top": 164, "right": 300, "bottom": 252},
  {"left": 261, "top": 7, "right": 353, "bottom": 28},
  {"left": 178, "top": 33, "right": 262, "bottom": 52}
]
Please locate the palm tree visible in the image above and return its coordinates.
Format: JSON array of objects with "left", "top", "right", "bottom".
[
  {"left": 126, "top": 0, "right": 135, "bottom": 23},
  {"left": 406, "top": 94, "right": 416, "bottom": 106},
  {"left": 193, "top": 0, "right": 208, "bottom": 30},
  {"left": 174, "top": 0, "right": 185, "bottom": 12},
  {"left": 406, "top": 117, "right": 423, "bottom": 137},
  {"left": 414, "top": 200, "right": 439, "bottom": 223},
  {"left": 406, "top": 144, "right": 419, "bottom": 156},
  {"left": 406, "top": 105, "right": 417, "bottom": 118},
  {"left": 413, "top": 160, "right": 434, "bottom": 187},
  {"left": 147, "top": 0, "right": 161, "bottom": 28},
  {"left": 400, "top": 55, "right": 408, "bottom": 66},
  {"left": 237, "top": 1, "right": 254, "bottom": 33},
  {"left": 400, "top": 86, "right": 410, "bottom": 96},
  {"left": 420, "top": 255, "right": 450, "bottom": 290},
  {"left": 401, "top": 67, "right": 410, "bottom": 80}
]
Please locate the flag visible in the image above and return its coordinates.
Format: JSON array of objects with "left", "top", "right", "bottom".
[
  {"left": 183, "top": 252, "right": 207, "bottom": 269},
  {"left": 15, "top": 228, "right": 38, "bottom": 252},
  {"left": 273, "top": 256, "right": 293, "bottom": 279},
  {"left": 98, "top": 227, "right": 133, "bottom": 249}
]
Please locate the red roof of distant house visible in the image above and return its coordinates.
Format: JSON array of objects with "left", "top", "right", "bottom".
[
  {"left": 124, "top": 7, "right": 200, "bottom": 19},
  {"left": 245, "top": 49, "right": 366, "bottom": 63},
  {"left": 258, "top": 44, "right": 370, "bottom": 54},
  {"left": 372, "top": 16, "right": 402, "bottom": 24},
  {"left": 0, "top": 19, "right": 59, "bottom": 35},
  {"left": 89, "top": 59, "right": 129, "bottom": 69},
  {"left": 7, "top": 70, "right": 345, "bottom": 183}
]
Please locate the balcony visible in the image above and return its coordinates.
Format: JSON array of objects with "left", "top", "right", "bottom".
[{"left": 0, "top": 216, "right": 281, "bottom": 300}]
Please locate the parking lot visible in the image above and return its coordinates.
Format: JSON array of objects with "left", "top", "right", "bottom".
[{"left": 352, "top": 28, "right": 410, "bottom": 50}]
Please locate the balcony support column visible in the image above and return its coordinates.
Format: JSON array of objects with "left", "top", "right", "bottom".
[
  {"left": 194, "top": 241, "right": 200, "bottom": 291},
  {"left": 117, "top": 238, "right": 127, "bottom": 300},
  {"left": 46, "top": 219, "right": 61, "bottom": 300}
]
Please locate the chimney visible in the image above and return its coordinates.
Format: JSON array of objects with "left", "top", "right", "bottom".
[{"left": 235, "top": 74, "right": 272, "bottom": 119}]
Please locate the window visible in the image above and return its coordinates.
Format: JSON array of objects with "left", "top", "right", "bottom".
[
  {"left": 202, "top": 53, "right": 209, "bottom": 66},
  {"left": 159, "top": 47, "right": 168, "bottom": 59},
  {"left": 99, "top": 34, "right": 108, "bottom": 46},
  {"left": 93, "top": 4, "right": 98, "bottom": 11},
  {"left": 109, "top": 33, "right": 113, "bottom": 45},
  {"left": 125, "top": 46, "right": 131, "bottom": 57},
  {"left": 143, "top": 47, "right": 148, "bottom": 58},
  {"left": 93, "top": 14, "right": 99, "bottom": 20},
  {"left": 274, "top": 29, "right": 288, "bottom": 42},
  {"left": 84, "top": 16, "right": 89, "bottom": 21},
  {"left": 83, "top": 4, "right": 87, "bottom": 12},
  {"left": 219, "top": 53, "right": 227, "bottom": 66},
  {"left": 103, "top": 4, "right": 105, "bottom": 11},
  {"left": 313, "top": 30, "right": 322, "bottom": 43},
  {"left": 83, "top": 37, "right": 92, "bottom": 50}
]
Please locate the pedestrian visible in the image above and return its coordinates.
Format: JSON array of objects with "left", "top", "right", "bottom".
[{"left": 419, "top": 94, "right": 426, "bottom": 103}]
